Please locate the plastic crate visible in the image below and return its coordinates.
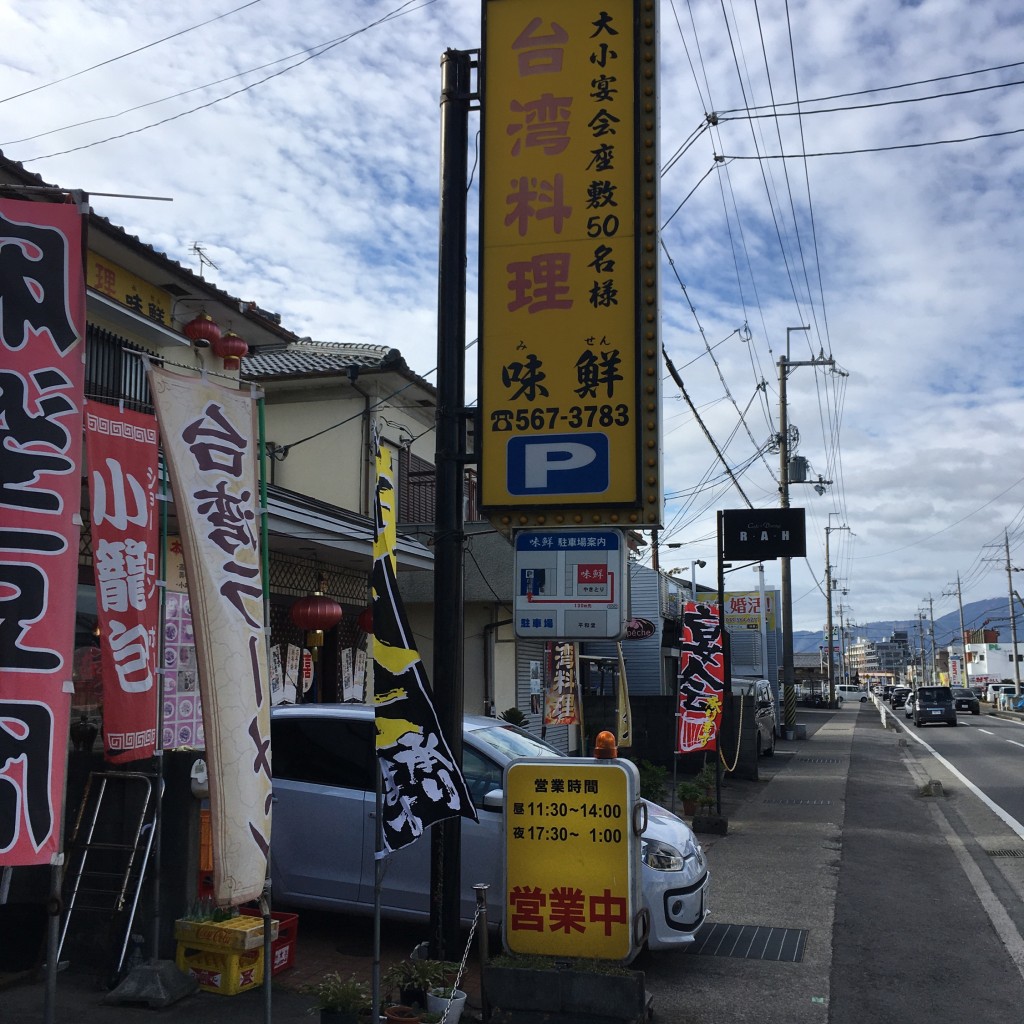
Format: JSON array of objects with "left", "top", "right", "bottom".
[
  {"left": 175, "top": 944, "right": 263, "bottom": 996},
  {"left": 173, "top": 915, "right": 277, "bottom": 952},
  {"left": 239, "top": 908, "right": 298, "bottom": 975}
]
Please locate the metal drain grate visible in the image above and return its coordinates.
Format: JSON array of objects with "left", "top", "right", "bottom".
[
  {"left": 796, "top": 757, "right": 843, "bottom": 764},
  {"left": 763, "top": 798, "right": 834, "bottom": 806},
  {"left": 688, "top": 922, "right": 807, "bottom": 962},
  {"left": 987, "top": 849, "right": 1024, "bottom": 858}
]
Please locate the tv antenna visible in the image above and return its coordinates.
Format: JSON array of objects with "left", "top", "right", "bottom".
[{"left": 190, "top": 242, "right": 219, "bottom": 278}]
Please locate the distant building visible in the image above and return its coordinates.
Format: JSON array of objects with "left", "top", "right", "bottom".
[{"left": 846, "top": 630, "right": 913, "bottom": 684}]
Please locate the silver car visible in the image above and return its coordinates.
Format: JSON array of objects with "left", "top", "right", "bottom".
[{"left": 269, "top": 704, "right": 710, "bottom": 951}]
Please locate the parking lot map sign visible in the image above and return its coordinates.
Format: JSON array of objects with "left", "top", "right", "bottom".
[
  {"left": 514, "top": 528, "right": 628, "bottom": 639},
  {"left": 504, "top": 757, "right": 642, "bottom": 960},
  {"left": 479, "top": 0, "right": 662, "bottom": 530}
]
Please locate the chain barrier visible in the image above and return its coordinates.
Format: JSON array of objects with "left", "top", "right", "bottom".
[
  {"left": 718, "top": 693, "right": 744, "bottom": 772},
  {"left": 435, "top": 902, "right": 481, "bottom": 1024}
]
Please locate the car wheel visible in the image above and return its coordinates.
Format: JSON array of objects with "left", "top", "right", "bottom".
[
  {"left": 973, "top": 709, "right": 980, "bottom": 716},
  {"left": 950, "top": 718, "right": 958, "bottom": 726}
]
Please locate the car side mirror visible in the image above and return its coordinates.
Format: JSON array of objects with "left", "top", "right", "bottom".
[{"left": 482, "top": 789, "right": 504, "bottom": 811}]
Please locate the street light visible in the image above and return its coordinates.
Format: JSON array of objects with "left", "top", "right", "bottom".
[
  {"left": 665, "top": 545, "right": 708, "bottom": 601},
  {"left": 690, "top": 559, "right": 707, "bottom": 600}
]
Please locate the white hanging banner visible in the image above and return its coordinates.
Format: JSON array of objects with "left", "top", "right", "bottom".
[{"left": 149, "top": 367, "right": 271, "bottom": 906}]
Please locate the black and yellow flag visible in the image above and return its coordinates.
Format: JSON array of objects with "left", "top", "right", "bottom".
[{"left": 370, "top": 428, "right": 477, "bottom": 854}]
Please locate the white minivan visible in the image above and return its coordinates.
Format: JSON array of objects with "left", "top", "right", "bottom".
[
  {"left": 836, "top": 684, "right": 868, "bottom": 704},
  {"left": 985, "top": 683, "right": 1017, "bottom": 704}
]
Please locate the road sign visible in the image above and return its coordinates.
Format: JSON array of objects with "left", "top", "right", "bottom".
[
  {"left": 478, "top": 0, "right": 662, "bottom": 529},
  {"left": 514, "top": 529, "right": 628, "bottom": 640},
  {"left": 503, "top": 756, "right": 642, "bottom": 960}
]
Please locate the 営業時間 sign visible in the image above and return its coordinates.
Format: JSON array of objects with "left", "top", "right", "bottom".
[
  {"left": 503, "top": 757, "right": 642, "bottom": 960},
  {"left": 479, "top": 0, "right": 662, "bottom": 530}
]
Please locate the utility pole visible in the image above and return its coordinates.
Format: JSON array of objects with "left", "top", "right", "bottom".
[
  {"left": 927, "top": 595, "right": 937, "bottom": 684},
  {"left": 1005, "top": 530, "right": 1021, "bottom": 697},
  {"left": 943, "top": 573, "right": 968, "bottom": 687},
  {"left": 916, "top": 612, "right": 927, "bottom": 685},
  {"left": 838, "top": 602, "right": 850, "bottom": 687},
  {"left": 430, "top": 47, "right": 472, "bottom": 961},
  {"left": 778, "top": 326, "right": 834, "bottom": 732},
  {"left": 824, "top": 515, "right": 849, "bottom": 706}
]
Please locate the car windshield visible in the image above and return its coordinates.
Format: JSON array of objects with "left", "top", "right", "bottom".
[
  {"left": 469, "top": 722, "right": 563, "bottom": 761},
  {"left": 952, "top": 688, "right": 973, "bottom": 696},
  {"left": 918, "top": 688, "right": 950, "bottom": 702}
]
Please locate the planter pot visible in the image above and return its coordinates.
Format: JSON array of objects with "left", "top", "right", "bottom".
[
  {"left": 483, "top": 965, "right": 647, "bottom": 1023},
  {"left": 426, "top": 988, "right": 466, "bottom": 1024},
  {"left": 320, "top": 1011, "right": 360, "bottom": 1024},
  {"left": 384, "top": 1006, "right": 422, "bottom": 1023},
  {"left": 681, "top": 798, "right": 698, "bottom": 816}
]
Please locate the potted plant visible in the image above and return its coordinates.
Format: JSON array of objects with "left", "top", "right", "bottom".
[
  {"left": 677, "top": 780, "right": 703, "bottom": 816},
  {"left": 383, "top": 1006, "right": 423, "bottom": 1023},
  {"left": 383, "top": 957, "right": 448, "bottom": 1011},
  {"left": 305, "top": 971, "right": 371, "bottom": 1024},
  {"left": 695, "top": 762, "right": 716, "bottom": 795},
  {"left": 425, "top": 985, "right": 468, "bottom": 1024}
]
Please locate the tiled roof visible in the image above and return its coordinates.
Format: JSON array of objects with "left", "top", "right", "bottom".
[
  {"left": 243, "top": 341, "right": 434, "bottom": 392},
  {"left": 0, "top": 150, "right": 299, "bottom": 346}
]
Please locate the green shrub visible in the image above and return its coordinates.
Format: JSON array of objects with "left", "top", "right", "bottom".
[{"left": 635, "top": 759, "right": 668, "bottom": 802}]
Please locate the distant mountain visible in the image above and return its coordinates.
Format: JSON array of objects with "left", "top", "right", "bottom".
[{"left": 793, "top": 597, "right": 1014, "bottom": 653}]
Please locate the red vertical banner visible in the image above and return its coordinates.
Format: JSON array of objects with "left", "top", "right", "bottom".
[
  {"left": 0, "top": 198, "right": 86, "bottom": 866},
  {"left": 84, "top": 404, "right": 159, "bottom": 762},
  {"left": 676, "top": 601, "right": 724, "bottom": 754},
  {"left": 543, "top": 641, "right": 579, "bottom": 726}
]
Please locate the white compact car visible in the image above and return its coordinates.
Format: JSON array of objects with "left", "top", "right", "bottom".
[{"left": 269, "top": 704, "right": 710, "bottom": 951}]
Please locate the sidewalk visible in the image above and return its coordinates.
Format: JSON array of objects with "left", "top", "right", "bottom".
[
  {"left": 3, "top": 711, "right": 842, "bottom": 1024},
  {"left": 10, "top": 702, "right": 1018, "bottom": 1024}
]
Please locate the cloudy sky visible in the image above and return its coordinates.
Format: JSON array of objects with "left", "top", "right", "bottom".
[{"left": 2, "top": 0, "right": 1022, "bottom": 637}]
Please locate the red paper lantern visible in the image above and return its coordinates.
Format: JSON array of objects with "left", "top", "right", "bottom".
[
  {"left": 290, "top": 588, "right": 342, "bottom": 659},
  {"left": 213, "top": 330, "right": 249, "bottom": 371},
  {"left": 357, "top": 605, "right": 374, "bottom": 635},
  {"left": 183, "top": 312, "right": 221, "bottom": 348}
]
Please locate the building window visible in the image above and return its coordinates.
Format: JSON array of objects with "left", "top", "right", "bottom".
[{"left": 85, "top": 325, "right": 155, "bottom": 412}]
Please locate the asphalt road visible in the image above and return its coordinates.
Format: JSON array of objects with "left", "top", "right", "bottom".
[
  {"left": 639, "top": 704, "right": 1024, "bottom": 1024},
  {"left": 832, "top": 708, "right": 1024, "bottom": 1024},
  {"left": 893, "top": 708, "right": 1024, "bottom": 826}
]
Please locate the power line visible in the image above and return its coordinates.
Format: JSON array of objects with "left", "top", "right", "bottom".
[
  {"left": 0, "top": 0, "right": 264, "bottom": 106},
  {"left": 718, "top": 127, "right": 1024, "bottom": 160},
  {"left": 718, "top": 75, "right": 1024, "bottom": 121},
  {"left": 19, "top": 1, "right": 434, "bottom": 163}
]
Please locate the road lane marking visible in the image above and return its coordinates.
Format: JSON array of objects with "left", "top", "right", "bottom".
[
  {"left": 886, "top": 708, "right": 1024, "bottom": 842},
  {"left": 1007, "top": 740, "right": 1024, "bottom": 748},
  {"left": 900, "top": 753, "right": 1024, "bottom": 984},
  {"left": 979, "top": 729, "right": 995, "bottom": 735}
]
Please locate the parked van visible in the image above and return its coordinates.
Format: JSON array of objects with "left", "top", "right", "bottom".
[
  {"left": 985, "top": 683, "right": 1017, "bottom": 704},
  {"left": 836, "top": 684, "right": 868, "bottom": 704},
  {"left": 731, "top": 677, "right": 776, "bottom": 757}
]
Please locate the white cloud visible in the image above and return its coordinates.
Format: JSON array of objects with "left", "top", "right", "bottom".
[{"left": 1, "top": 0, "right": 1022, "bottom": 634}]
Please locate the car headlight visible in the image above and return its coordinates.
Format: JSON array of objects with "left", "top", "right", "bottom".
[{"left": 641, "top": 837, "right": 686, "bottom": 871}]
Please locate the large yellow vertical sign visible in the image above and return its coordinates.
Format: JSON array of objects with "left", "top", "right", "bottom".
[
  {"left": 479, "top": 0, "right": 662, "bottom": 530},
  {"left": 504, "top": 758, "right": 641, "bottom": 960}
]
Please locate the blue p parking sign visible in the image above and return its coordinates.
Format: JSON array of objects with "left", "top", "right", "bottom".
[{"left": 506, "top": 433, "right": 609, "bottom": 496}]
